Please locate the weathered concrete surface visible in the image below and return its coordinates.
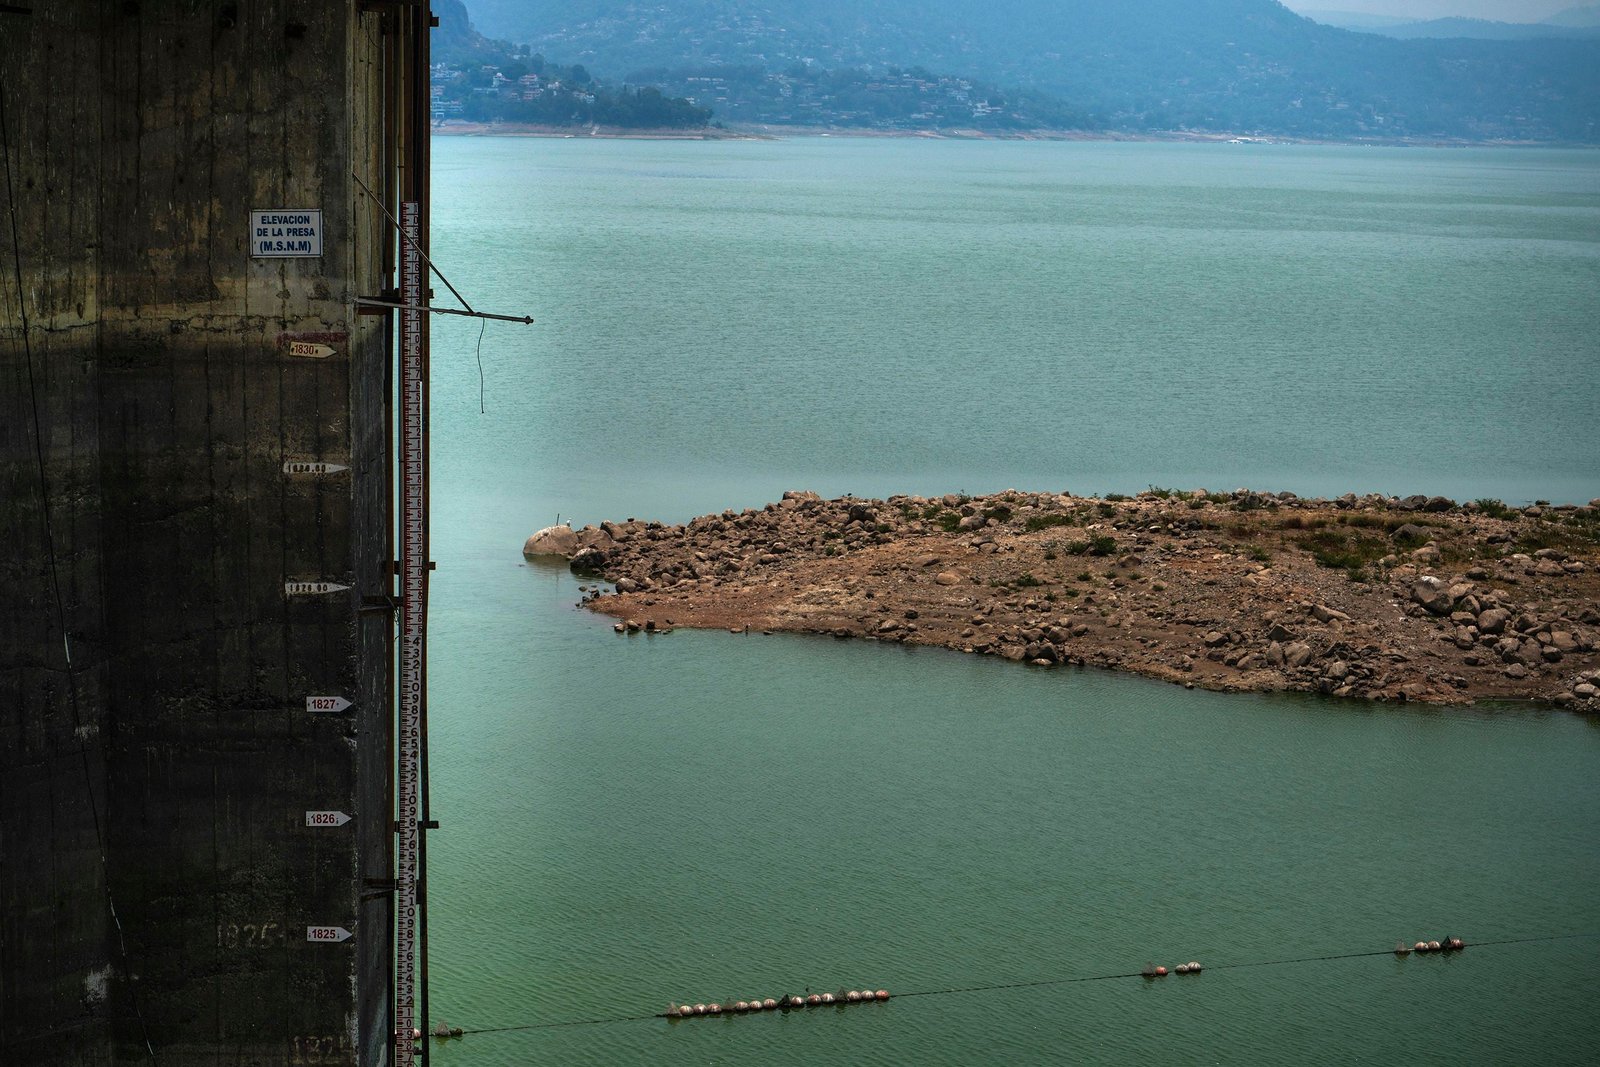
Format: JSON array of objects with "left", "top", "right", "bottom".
[{"left": 2, "top": 4, "right": 396, "bottom": 1064}]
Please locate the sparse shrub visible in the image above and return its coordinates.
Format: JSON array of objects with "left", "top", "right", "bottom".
[
  {"left": 1026, "top": 513, "right": 1076, "bottom": 532},
  {"left": 1475, "top": 498, "right": 1514, "bottom": 520},
  {"left": 1299, "top": 529, "right": 1389, "bottom": 576},
  {"left": 1391, "top": 526, "right": 1429, "bottom": 549},
  {"left": 937, "top": 512, "right": 961, "bottom": 532}
]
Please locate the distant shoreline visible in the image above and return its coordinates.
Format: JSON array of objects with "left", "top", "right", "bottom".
[
  {"left": 431, "top": 120, "right": 1593, "bottom": 149},
  {"left": 430, "top": 122, "right": 771, "bottom": 141}
]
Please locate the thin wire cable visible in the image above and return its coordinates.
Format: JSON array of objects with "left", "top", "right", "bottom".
[
  {"left": 475, "top": 315, "right": 487, "bottom": 414},
  {"left": 1, "top": 77, "right": 158, "bottom": 1065},
  {"left": 351, "top": 170, "right": 477, "bottom": 313},
  {"left": 448, "top": 931, "right": 1600, "bottom": 1038}
]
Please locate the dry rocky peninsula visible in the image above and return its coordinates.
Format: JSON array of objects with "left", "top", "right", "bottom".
[{"left": 525, "top": 488, "right": 1600, "bottom": 709}]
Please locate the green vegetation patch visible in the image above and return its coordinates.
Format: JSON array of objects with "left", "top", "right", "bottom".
[
  {"left": 1026, "top": 513, "right": 1076, "bottom": 533},
  {"left": 1298, "top": 529, "right": 1391, "bottom": 581},
  {"left": 1065, "top": 535, "right": 1119, "bottom": 557}
]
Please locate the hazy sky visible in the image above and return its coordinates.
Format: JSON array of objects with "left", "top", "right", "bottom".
[{"left": 1279, "top": 0, "right": 1576, "bottom": 21}]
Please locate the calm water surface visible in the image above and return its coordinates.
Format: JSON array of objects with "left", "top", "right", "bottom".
[{"left": 422, "top": 138, "right": 1600, "bottom": 1064}]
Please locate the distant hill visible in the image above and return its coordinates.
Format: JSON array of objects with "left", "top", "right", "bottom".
[
  {"left": 1376, "top": 16, "right": 1600, "bottom": 40},
  {"left": 1300, "top": 9, "right": 1600, "bottom": 41},
  {"left": 1295, "top": 11, "right": 1416, "bottom": 32},
  {"left": 431, "top": 0, "right": 711, "bottom": 129},
  {"left": 461, "top": 0, "right": 1600, "bottom": 141},
  {"left": 1299, "top": 4, "right": 1600, "bottom": 37},
  {"left": 1544, "top": 3, "right": 1600, "bottom": 27}
]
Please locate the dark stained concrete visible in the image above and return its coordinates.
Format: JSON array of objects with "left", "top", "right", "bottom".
[{"left": 2, "top": 4, "right": 400, "bottom": 1064}]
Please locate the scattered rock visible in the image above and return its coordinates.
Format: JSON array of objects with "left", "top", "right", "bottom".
[
  {"left": 523, "top": 524, "right": 579, "bottom": 556},
  {"left": 1410, "top": 578, "right": 1452, "bottom": 616},
  {"left": 569, "top": 547, "right": 607, "bottom": 573},
  {"left": 1476, "top": 608, "right": 1510, "bottom": 635},
  {"left": 567, "top": 487, "right": 1598, "bottom": 708}
]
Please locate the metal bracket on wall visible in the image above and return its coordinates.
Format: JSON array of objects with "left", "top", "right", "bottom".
[
  {"left": 355, "top": 296, "right": 534, "bottom": 325},
  {"left": 361, "top": 878, "right": 398, "bottom": 900},
  {"left": 359, "top": 595, "right": 398, "bottom": 615}
]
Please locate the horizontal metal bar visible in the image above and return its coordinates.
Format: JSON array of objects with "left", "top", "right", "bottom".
[{"left": 355, "top": 297, "right": 534, "bottom": 325}]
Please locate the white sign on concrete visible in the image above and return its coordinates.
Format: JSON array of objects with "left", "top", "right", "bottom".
[
  {"left": 251, "top": 209, "right": 323, "bottom": 257},
  {"left": 282, "top": 461, "right": 349, "bottom": 476},
  {"left": 305, "top": 695, "right": 352, "bottom": 714},
  {"left": 305, "top": 811, "right": 353, "bottom": 828},
  {"left": 286, "top": 341, "right": 338, "bottom": 359},
  {"left": 285, "top": 581, "right": 350, "bottom": 597},
  {"left": 306, "top": 926, "right": 353, "bottom": 943}
]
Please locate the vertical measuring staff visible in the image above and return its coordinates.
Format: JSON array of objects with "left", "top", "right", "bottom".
[{"left": 395, "top": 199, "right": 427, "bottom": 1067}]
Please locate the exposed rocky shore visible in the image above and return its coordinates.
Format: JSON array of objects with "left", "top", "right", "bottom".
[{"left": 526, "top": 488, "right": 1600, "bottom": 709}]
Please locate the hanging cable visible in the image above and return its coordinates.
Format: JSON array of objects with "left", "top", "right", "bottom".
[
  {"left": 1, "top": 77, "right": 158, "bottom": 1065},
  {"left": 475, "top": 315, "right": 487, "bottom": 414}
]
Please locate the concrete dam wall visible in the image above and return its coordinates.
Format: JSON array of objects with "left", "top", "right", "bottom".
[{"left": 2, "top": 4, "right": 409, "bottom": 1063}]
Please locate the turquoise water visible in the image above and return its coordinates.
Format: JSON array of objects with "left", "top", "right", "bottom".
[{"left": 423, "top": 138, "right": 1600, "bottom": 1064}]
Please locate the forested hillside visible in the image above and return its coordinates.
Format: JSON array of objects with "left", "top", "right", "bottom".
[{"left": 462, "top": 0, "right": 1600, "bottom": 139}]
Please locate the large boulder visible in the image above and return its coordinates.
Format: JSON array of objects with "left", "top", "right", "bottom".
[
  {"left": 1476, "top": 608, "right": 1511, "bottom": 635},
  {"left": 1410, "top": 578, "right": 1453, "bottom": 616},
  {"left": 569, "top": 546, "right": 608, "bottom": 573},
  {"left": 523, "top": 524, "right": 579, "bottom": 557}
]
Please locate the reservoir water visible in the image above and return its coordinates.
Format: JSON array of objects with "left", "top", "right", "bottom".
[{"left": 422, "top": 138, "right": 1600, "bottom": 1064}]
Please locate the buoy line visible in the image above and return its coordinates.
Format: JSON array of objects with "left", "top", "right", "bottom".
[{"left": 448, "top": 931, "right": 1600, "bottom": 1039}]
